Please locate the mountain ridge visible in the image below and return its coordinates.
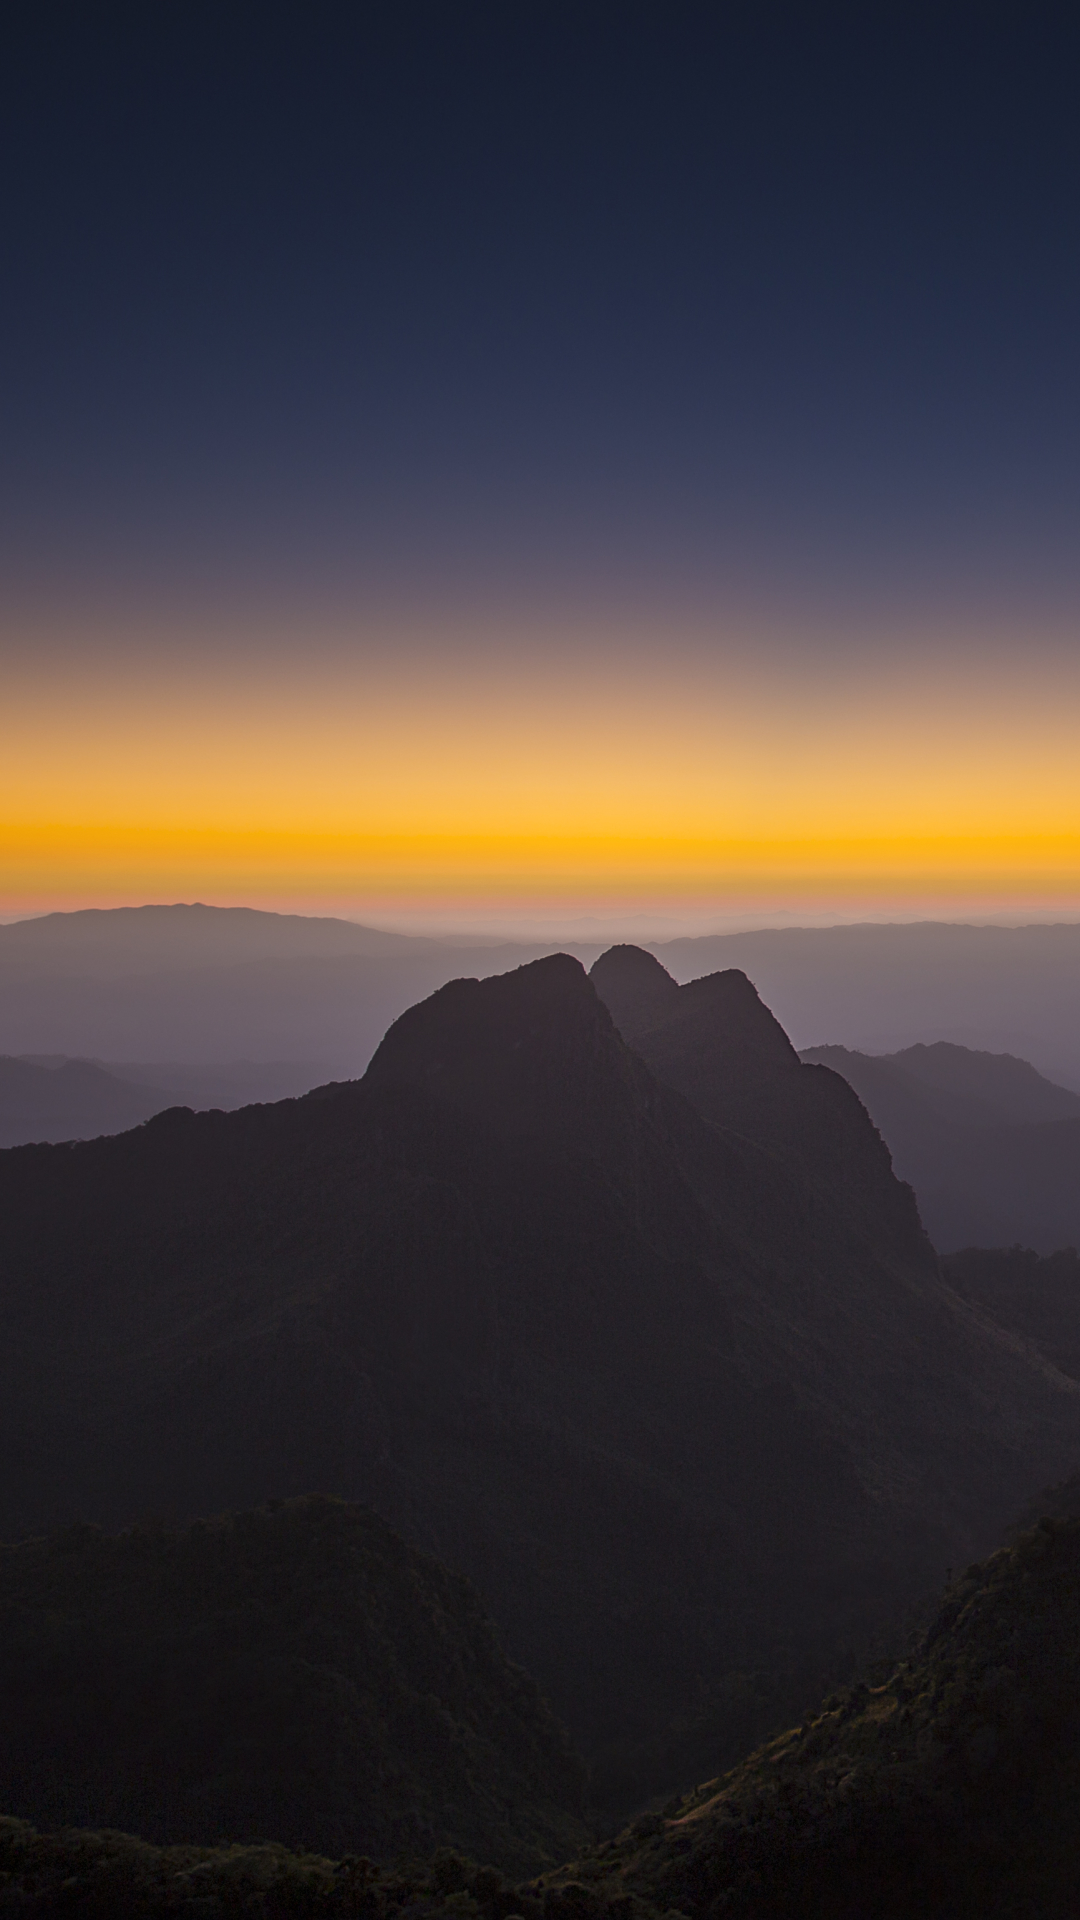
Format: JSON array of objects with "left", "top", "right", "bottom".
[{"left": 2, "top": 952, "right": 1078, "bottom": 1805}]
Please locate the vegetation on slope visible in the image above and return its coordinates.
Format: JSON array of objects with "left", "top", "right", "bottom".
[
  {"left": 0, "top": 1497, "right": 587, "bottom": 1877},
  {"left": 8, "top": 1515, "right": 1080, "bottom": 1915},
  {"left": 0, "top": 1824, "right": 574, "bottom": 1919},
  {"left": 547, "top": 1515, "right": 1080, "bottom": 1917}
]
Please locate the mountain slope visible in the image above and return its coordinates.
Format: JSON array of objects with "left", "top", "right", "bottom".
[
  {"left": 801, "top": 1041, "right": 1080, "bottom": 1252},
  {"left": 0, "top": 1496, "right": 586, "bottom": 1875},
  {"left": 9, "top": 1513, "right": 1080, "bottom": 1916},
  {"left": 869, "top": 1041, "right": 1080, "bottom": 1125},
  {"left": 588, "top": 944, "right": 929, "bottom": 1263},
  {"left": 1, "top": 954, "right": 1078, "bottom": 1804},
  {"left": 553, "top": 1514, "right": 1080, "bottom": 1918}
]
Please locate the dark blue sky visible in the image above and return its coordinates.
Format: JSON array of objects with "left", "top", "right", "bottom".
[{"left": 5, "top": 4, "right": 1080, "bottom": 629}]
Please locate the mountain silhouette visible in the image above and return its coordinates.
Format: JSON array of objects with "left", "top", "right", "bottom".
[
  {"left": 1, "top": 953, "right": 1078, "bottom": 1807},
  {"left": 652, "top": 920, "right": 1080, "bottom": 1088},
  {"left": 0, "top": 1496, "right": 586, "bottom": 1874},
  {"left": 589, "top": 944, "right": 928, "bottom": 1260}
]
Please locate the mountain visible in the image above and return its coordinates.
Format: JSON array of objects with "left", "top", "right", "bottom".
[
  {"left": 0, "top": 904, "right": 436, "bottom": 973},
  {"left": 547, "top": 1513, "right": 1080, "bottom": 1919},
  {"left": 1, "top": 953, "right": 1078, "bottom": 1810},
  {"left": 0, "top": 904, "right": 591, "bottom": 1072},
  {"left": 652, "top": 920, "right": 1080, "bottom": 1090},
  {"left": 9, "top": 1513, "right": 1080, "bottom": 1916},
  {"left": 800, "top": 1041, "right": 1080, "bottom": 1252},
  {"left": 588, "top": 944, "right": 927, "bottom": 1261},
  {"left": 10, "top": 905, "right": 1080, "bottom": 1093},
  {"left": 0, "top": 1496, "right": 587, "bottom": 1875}
]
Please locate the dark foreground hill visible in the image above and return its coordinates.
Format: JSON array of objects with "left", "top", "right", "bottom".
[
  {"left": 8, "top": 1516, "right": 1080, "bottom": 1917},
  {"left": 1, "top": 954, "right": 1078, "bottom": 1805},
  {"left": 801, "top": 1040, "right": 1080, "bottom": 1252},
  {"left": 545, "top": 1514, "right": 1080, "bottom": 1919},
  {"left": 0, "top": 1496, "right": 587, "bottom": 1875}
]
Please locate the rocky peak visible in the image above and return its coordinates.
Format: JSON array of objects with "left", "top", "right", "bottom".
[
  {"left": 363, "top": 953, "right": 643, "bottom": 1143},
  {"left": 587, "top": 944, "right": 679, "bottom": 1035},
  {"left": 590, "top": 945, "right": 799, "bottom": 1076}
]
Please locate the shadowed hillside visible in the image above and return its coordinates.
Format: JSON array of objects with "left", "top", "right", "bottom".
[
  {"left": 0, "top": 1496, "right": 587, "bottom": 1876},
  {"left": 9, "top": 1514, "right": 1080, "bottom": 1915},
  {"left": 1, "top": 954, "right": 1078, "bottom": 1810},
  {"left": 545, "top": 1514, "right": 1080, "bottom": 1918},
  {"left": 588, "top": 943, "right": 929, "bottom": 1260}
]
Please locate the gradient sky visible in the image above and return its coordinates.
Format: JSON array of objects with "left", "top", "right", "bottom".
[{"left": 4, "top": 7, "right": 1080, "bottom": 929}]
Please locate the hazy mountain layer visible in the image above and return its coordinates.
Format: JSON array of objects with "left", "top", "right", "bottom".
[
  {"left": 0, "top": 1496, "right": 586, "bottom": 1875},
  {"left": 548, "top": 1514, "right": 1080, "bottom": 1918},
  {"left": 656, "top": 921, "right": 1080, "bottom": 1089},
  {"left": 6, "top": 906, "right": 1080, "bottom": 1089},
  {"left": 0, "top": 1055, "right": 329, "bottom": 1148},
  {"left": 0, "top": 1057, "right": 169, "bottom": 1149},
  {"left": 801, "top": 1041, "right": 1080, "bottom": 1252},
  {"left": 1, "top": 953, "right": 1078, "bottom": 1808},
  {"left": 0, "top": 904, "right": 584, "bottom": 1072}
]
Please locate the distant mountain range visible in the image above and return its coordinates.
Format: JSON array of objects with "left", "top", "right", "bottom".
[
  {"left": 659, "top": 920, "right": 1080, "bottom": 1089},
  {"left": 3, "top": 904, "right": 1080, "bottom": 1087},
  {"left": 3, "top": 947, "right": 1078, "bottom": 1813},
  {"left": 0, "top": 904, "right": 583, "bottom": 1075},
  {"left": 802, "top": 1040, "right": 1080, "bottom": 1252}
]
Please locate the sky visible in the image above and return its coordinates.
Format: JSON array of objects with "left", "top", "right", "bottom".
[{"left": 3, "top": 6, "right": 1080, "bottom": 932}]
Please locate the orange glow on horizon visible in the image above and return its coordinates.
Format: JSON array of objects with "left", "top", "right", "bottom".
[{"left": 3, "top": 609, "right": 1079, "bottom": 924}]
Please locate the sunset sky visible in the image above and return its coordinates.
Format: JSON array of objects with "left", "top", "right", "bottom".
[{"left": 4, "top": 9, "right": 1080, "bottom": 932}]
